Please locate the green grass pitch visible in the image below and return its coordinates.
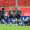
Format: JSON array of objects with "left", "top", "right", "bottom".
[{"left": 0, "top": 24, "right": 30, "bottom": 30}]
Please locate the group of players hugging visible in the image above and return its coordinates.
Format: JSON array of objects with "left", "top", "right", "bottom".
[{"left": 0, "top": 8, "right": 30, "bottom": 26}]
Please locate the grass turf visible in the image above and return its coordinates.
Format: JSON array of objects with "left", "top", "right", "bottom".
[{"left": 0, "top": 24, "right": 30, "bottom": 30}]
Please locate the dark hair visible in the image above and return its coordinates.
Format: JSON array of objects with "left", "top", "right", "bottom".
[{"left": 2, "top": 8, "right": 4, "bottom": 10}]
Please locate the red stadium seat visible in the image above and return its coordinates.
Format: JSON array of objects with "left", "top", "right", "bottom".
[{"left": 0, "top": 0, "right": 30, "bottom": 6}]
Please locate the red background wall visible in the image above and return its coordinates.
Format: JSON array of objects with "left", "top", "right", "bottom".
[
  {"left": 18, "top": 0, "right": 30, "bottom": 6},
  {"left": 0, "top": 0, "right": 30, "bottom": 6},
  {"left": 21, "top": 8, "right": 30, "bottom": 16},
  {"left": 0, "top": 0, "right": 15, "bottom": 6}
]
